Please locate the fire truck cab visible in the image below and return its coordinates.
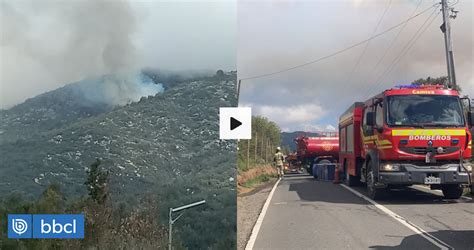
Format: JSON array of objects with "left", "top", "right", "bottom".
[{"left": 339, "top": 84, "right": 473, "bottom": 199}]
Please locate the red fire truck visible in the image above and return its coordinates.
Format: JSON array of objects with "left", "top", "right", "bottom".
[
  {"left": 295, "top": 132, "right": 339, "bottom": 175},
  {"left": 339, "top": 84, "right": 473, "bottom": 199}
]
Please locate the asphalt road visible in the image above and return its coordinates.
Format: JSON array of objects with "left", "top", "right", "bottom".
[{"left": 251, "top": 174, "right": 474, "bottom": 250}]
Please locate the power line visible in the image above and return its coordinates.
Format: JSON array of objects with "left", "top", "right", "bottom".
[
  {"left": 344, "top": 0, "right": 392, "bottom": 89},
  {"left": 363, "top": 9, "right": 440, "bottom": 99},
  {"left": 355, "top": 0, "right": 423, "bottom": 101},
  {"left": 239, "top": 3, "right": 439, "bottom": 81},
  {"left": 363, "top": 9, "right": 439, "bottom": 99},
  {"left": 449, "top": 0, "right": 460, "bottom": 7}
]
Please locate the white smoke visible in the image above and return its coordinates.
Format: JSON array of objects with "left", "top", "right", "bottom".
[
  {"left": 74, "top": 73, "right": 164, "bottom": 107},
  {"left": 0, "top": 0, "right": 152, "bottom": 109}
]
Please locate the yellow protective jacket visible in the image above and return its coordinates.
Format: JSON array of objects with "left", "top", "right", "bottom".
[{"left": 274, "top": 152, "right": 285, "bottom": 167}]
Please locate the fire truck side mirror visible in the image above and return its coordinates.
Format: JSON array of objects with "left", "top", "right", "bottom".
[
  {"left": 468, "top": 111, "right": 474, "bottom": 126},
  {"left": 366, "top": 112, "right": 375, "bottom": 126}
]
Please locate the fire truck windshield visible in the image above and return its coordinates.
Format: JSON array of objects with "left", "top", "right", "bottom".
[{"left": 386, "top": 95, "right": 464, "bottom": 128}]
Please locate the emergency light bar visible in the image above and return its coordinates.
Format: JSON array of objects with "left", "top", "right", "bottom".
[
  {"left": 394, "top": 84, "right": 421, "bottom": 89},
  {"left": 393, "top": 84, "right": 447, "bottom": 90}
]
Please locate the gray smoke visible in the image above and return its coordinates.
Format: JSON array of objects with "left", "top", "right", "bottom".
[
  {"left": 238, "top": 0, "right": 473, "bottom": 131},
  {"left": 0, "top": 0, "right": 145, "bottom": 108}
]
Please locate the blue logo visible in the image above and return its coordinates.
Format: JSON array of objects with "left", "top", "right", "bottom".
[
  {"left": 8, "top": 214, "right": 84, "bottom": 239},
  {"left": 8, "top": 214, "right": 32, "bottom": 238},
  {"left": 33, "top": 214, "right": 84, "bottom": 238}
]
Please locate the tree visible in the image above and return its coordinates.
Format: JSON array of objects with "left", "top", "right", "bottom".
[
  {"left": 34, "top": 183, "right": 64, "bottom": 214},
  {"left": 412, "top": 76, "right": 448, "bottom": 86},
  {"left": 238, "top": 116, "right": 282, "bottom": 170},
  {"left": 411, "top": 76, "right": 461, "bottom": 91},
  {"left": 216, "top": 69, "right": 225, "bottom": 77},
  {"left": 85, "top": 159, "right": 109, "bottom": 204}
]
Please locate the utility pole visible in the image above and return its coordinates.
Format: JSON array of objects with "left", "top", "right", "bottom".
[
  {"left": 265, "top": 140, "right": 268, "bottom": 163},
  {"left": 168, "top": 209, "right": 172, "bottom": 250},
  {"left": 262, "top": 136, "right": 266, "bottom": 163},
  {"left": 268, "top": 141, "right": 271, "bottom": 163},
  {"left": 247, "top": 139, "right": 250, "bottom": 169},
  {"left": 254, "top": 132, "right": 258, "bottom": 162},
  {"left": 237, "top": 80, "right": 241, "bottom": 103},
  {"left": 169, "top": 200, "right": 206, "bottom": 250},
  {"left": 440, "top": 0, "right": 457, "bottom": 87}
]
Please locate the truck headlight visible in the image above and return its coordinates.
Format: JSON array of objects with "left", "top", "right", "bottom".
[{"left": 380, "top": 163, "right": 400, "bottom": 172}]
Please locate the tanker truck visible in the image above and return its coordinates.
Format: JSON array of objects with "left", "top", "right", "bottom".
[{"left": 295, "top": 132, "right": 339, "bottom": 175}]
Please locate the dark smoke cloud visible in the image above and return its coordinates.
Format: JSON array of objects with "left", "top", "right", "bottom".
[{"left": 238, "top": 0, "right": 473, "bottom": 131}]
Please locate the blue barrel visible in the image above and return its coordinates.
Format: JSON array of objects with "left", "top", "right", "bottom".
[
  {"left": 319, "top": 165, "right": 325, "bottom": 180},
  {"left": 314, "top": 163, "right": 336, "bottom": 181},
  {"left": 326, "top": 164, "right": 335, "bottom": 180},
  {"left": 317, "top": 164, "right": 324, "bottom": 179},
  {"left": 312, "top": 164, "right": 318, "bottom": 179}
]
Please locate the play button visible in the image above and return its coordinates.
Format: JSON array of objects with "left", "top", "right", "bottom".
[
  {"left": 230, "top": 117, "right": 242, "bottom": 130},
  {"left": 219, "top": 107, "right": 251, "bottom": 139}
]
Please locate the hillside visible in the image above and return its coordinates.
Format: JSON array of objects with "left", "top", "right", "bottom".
[
  {"left": 0, "top": 73, "right": 162, "bottom": 143},
  {"left": 0, "top": 71, "right": 237, "bottom": 248}
]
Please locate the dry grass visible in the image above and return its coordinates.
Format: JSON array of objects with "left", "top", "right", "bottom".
[
  {"left": 237, "top": 165, "right": 277, "bottom": 194},
  {"left": 237, "top": 165, "right": 276, "bottom": 185}
]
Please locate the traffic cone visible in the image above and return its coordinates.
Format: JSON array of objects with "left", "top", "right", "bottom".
[{"left": 333, "top": 165, "right": 341, "bottom": 184}]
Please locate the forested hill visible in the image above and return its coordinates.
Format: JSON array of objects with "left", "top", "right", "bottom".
[{"left": 0, "top": 71, "right": 237, "bottom": 248}]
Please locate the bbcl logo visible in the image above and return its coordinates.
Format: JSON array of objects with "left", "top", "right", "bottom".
[
  {"left": 8, "top": 214, "right": 84, "bottom": 239},
  {"left": 40, "top": 219, "right": 78, "bottom": 234},
  {"left": 12, "top": 218, "right": 28, "bottom": 235},
  {"left": 8, "top": 215, "right": 32, "bottom": 238}
]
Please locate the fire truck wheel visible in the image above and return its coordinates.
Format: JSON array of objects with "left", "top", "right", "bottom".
[
  {"left": 366, "top": 160, "right": 387, "bottom": 200},
  {"left": 441, "top": 184, "right": 463, "bottom": 199}
]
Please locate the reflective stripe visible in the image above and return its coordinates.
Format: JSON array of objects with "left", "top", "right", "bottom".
[
  {"left": 378, "top": 139, "right": 392, "bottom": 146},
  {"left": 362, "top": 134, "right": 392, "bottom": 147},
  {"left": 363, "top": 135, "right": 378, "bottom": 141},
  {"left": 392, "top": 129, "right": 465, "bottom": 136}
]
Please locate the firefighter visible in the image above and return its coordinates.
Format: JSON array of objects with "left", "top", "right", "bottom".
[{"left": 274, "top": 147, "right": 285, "bottom": 178}]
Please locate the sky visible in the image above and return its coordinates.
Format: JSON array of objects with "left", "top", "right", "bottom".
[
  {"left": 238, "top": 0, "right": 473, "bottom": 132},
  {"left": 0, "top": 0, "right": 236, "bottom": 108}
]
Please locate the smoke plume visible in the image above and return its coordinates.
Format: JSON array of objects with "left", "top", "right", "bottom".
[{"left": 0, "top": 0, "right": 148, "bottom": 108}]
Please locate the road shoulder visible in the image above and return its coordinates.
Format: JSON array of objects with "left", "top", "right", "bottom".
[{"left": 237, "top": 179, "right": 277, "bottom": 250}]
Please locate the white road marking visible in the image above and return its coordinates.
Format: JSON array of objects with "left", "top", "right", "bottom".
[
  {"left": 413, "top": 185, "right": 473, "bottom": 201},
  {"left": 245, "top": 177, "right": 281, "bottom": 250},
  {"left": 340, "top": 184, "right": 453, "bottom": 250}
]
